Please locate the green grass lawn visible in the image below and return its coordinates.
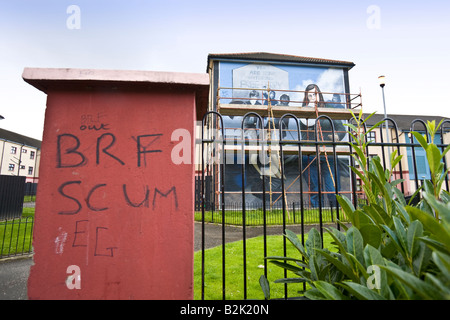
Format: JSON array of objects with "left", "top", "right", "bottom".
[
  {"left": 194, "top": 231, "right": 334, "bottom": 300},
  {"left": 0, "top": 207, "right": 35, "bottom": 257}
]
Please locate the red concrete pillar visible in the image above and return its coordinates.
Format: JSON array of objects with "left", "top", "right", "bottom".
[{"left": 23, "top": 68, "right": 209, "bottom": 300}]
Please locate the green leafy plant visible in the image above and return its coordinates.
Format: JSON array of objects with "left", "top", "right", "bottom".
[{"left": 261, "top": 114, "right": 450, "bottom": 300}]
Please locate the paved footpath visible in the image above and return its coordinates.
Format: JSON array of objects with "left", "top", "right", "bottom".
[{"left": 0, "top": 257, "right": 32, "bottom": 300}]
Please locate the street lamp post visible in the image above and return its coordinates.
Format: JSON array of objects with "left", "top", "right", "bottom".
[{"left": 378, "top": 75, "right": 391, "bottom": 165}]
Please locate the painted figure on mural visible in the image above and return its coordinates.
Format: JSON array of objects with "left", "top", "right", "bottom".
[
  {"left": 247, "top": 90, "right": 262, "bottom": 105},
  {"left": 279, "top": 94, "right": 290, "bottom": 106},
  {"left": 300, "top": 84, "right": 346, "bottom": 207},
  {"left": 263, "top": 89, "right": 278, "bottom": 106}
]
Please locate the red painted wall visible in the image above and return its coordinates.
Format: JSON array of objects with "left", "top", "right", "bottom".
[{"left": 28, "top": 87, "right": 196, "bottom": 299}]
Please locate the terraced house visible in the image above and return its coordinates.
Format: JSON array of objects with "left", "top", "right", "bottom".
[{"left": 0, "top": 128, "right": 41, "bottom": 183}]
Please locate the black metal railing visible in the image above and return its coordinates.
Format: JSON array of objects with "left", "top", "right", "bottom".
[
  {"left": 195, "top": 201, "right": 348, "bottom": 226},
  {"left": 0, "top": 216, "right": 34, "bottom": 259},
  {"left": 197, "top": 111, "right": 450, "bottom": 300},
  {"left": 0, "top": 177, "right": 36, "bottom": 259}
]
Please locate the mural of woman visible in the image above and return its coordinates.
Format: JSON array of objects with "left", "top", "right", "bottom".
[
  {"left": 303, "top": 84, "right": 325, "bottom": 107},
  {"left": 301, "top": 84, "right": 325, "bottom": 140},
  {"left": 300, "top": 84, "right": 340, "bottom": 207}
]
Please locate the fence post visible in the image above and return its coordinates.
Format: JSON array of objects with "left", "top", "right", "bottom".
[
  {"left": 292, "top": 202, "right": 296, "bottom": 224},
  {"left": 24, "top": 68, "right": 209, "bottom": 300}
]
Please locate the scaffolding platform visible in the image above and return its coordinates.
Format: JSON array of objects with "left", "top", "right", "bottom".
[
  {"left": 222, "top": 144, "right": 352, "bottom": 155},
  {"left": 218, "top": 103, "right": 358, "bottom": 121}
]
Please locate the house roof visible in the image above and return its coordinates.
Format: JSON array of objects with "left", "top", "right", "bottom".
[
  {"left": 207, "top": 52, "right": 355, "bottom": 70},
  {"left": 363, "top": 113, "right": 450, "bottom": 132},
  {"left": 0, "top": 128, "right": 42, "bottom": 149}
]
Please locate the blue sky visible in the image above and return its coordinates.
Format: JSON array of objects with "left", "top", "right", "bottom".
[{"left": 1, "top": 0, "right": 449, "bottom": 139}]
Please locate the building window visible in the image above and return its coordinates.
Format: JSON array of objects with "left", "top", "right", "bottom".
[
  {"left": 10, "top": 146, "right": 17, "bottom": 154},
  {"left": 28, "top": 166, "right": 33, "bottom": 175},
  {"left": 366, "top": 131, "right": 376, "bottom": 143},
  {"left": 356, "top": 178, "right": 362, "bottom": 191},
  {"left": 20, "top": 165, "right": 26, "bottom": 170},
  {"left": 22, "top": 149, "right": 27, "bottom": 153},
  {"left": 8, "top": 164, "right": 15, "bottom": 171},
  {"left": 30, "top": 151, "right": 35, "bottom": 160}
]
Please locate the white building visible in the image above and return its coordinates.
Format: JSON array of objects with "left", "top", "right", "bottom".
[{"left": 0, "top": 128, "right": 41, "bottom": 183}]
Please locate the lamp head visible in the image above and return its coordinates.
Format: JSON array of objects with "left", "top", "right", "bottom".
[{"left": 378, "top": 75, "right": 386, "bottom": 88}]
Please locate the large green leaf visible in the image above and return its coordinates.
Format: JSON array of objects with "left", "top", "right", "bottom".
[
  {"left": 381, "top": 225, "right": 405, "bottom": 259},
  {"left": 407, "top": 206, "right": 450, "bottom": 248},
  {"left": 268, "top": 260, "right": 304, "bottom": 275},
  {"left": 352, "top": 145, "right": 367, "bottom": 170},
  {"left": 380, "top": 265, "right": 444, "bottom": 299},
  {"left": 274, "top": 277, "right": 308, "bottom": 284},
  {"left": 339, "top": 281, "right": 386, "bottom": 300},
  {"left": 373, "top": 157, "right": 389, "bottom": 183},
  {"left": 265, "top": 256, "right": 307, "bottom": 268},
  {"left": 419, "top": 237, "right": 450, "bottom": 255},
  {"left": 346, "top": 254, "right": 369, "bottom": 282},
  {"left": 313, "top": 281, "right": 347, "bottom": 300},
  {"left": 368, "top": 172, "right": 386, "bottom": 198},
  {"left": 422, "top": 192, "right": 450, "bottom": 226},
  {"left": 284, "top": 229, "right": 307, "bottom": 258},
  {"left": 326, "top": 227, "right": 347, "bottom": 246},
  {"left": 411, "top": 131, "right": 428, "bottom": 150},
  {"left": 412, "top": 241, "right": 432, "bottom": 276},
  {"left": 406, "top": 220, "right": 423, "bottom": 259},
  {"left": 305, "top": 228, "right": 322, "bottom": 256},
  {"left": 432, "top": 251, "right": 450, "bottom": 279},
  {"left": 305, "top": 288, "right": 326, "bottom": 300},
  {"left": 426, "top": 143, "right": 442, "bottom": 177},
  {"left": 325, "top": 228, "right": 354, "bottom": 270},
  {"left": 381, "top": 237, "right": 398, "bottom": 260},
  {"left": 385, "top": 262, "right": 414, "bottom": 299},
  {"left": 394, "top": 201, "right": 411, "bottom": 225},
  {"left": 355, "top": 210, "right": 373, "bottom": 228},
  {"left": 308, "top": 255, "right": 320, "bottom": 281},
  {"left": 346, "top": 227, "right": 365, "bottom": 265},
  {"left": 259, "top": 275, "right": 270, "bottom": 300},
  {"left": 390, "top": 153, "right": 403, "bottom": 172},
  {"left": 360, "top": 224, "right": 382, "bottom": 248},
  {"left": 349, "top": 167, "right": 376, "bottom": 203},
  {"left": 424, "top": 274, "right": 450, "bottom": 299},
  {"left": 392, "top": 187, "right": 407, "bottom": 210},
  {"left": 363, "top": 245, "right": 384, "bottom": 268},
  {"left": 363, "top": 203, "right": 393, "bottom": 228},
  {"left": 316, "top": 248, "right": 359, "bottom": 282},
  {"left": 336, "top": 195, "right": 357, "bottom": 226},
  {"left": 393, "top": 216, "right": 408, "bottom": 253}
]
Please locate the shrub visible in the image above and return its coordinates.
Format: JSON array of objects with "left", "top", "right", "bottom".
[{"left": 261, "top": 113, "right": 450, "bottom": 300}]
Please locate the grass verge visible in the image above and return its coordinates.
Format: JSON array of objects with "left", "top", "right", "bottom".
[
  {"left": 0, "top": 207, "right": 35, "bottom": 257},
  {"left": 194, "top": 231, "right": 334, "bottom": 300}
]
